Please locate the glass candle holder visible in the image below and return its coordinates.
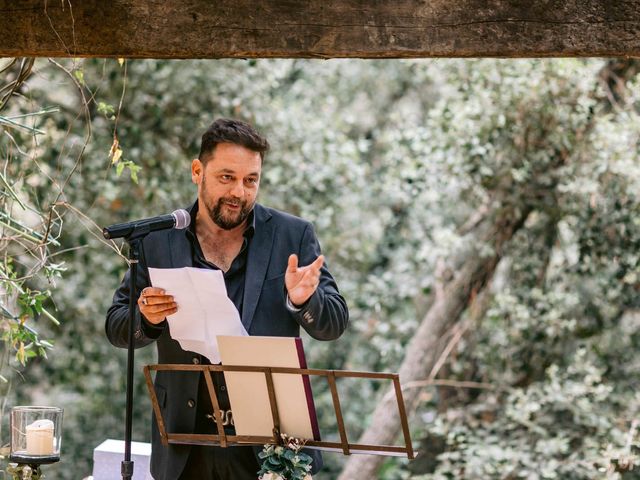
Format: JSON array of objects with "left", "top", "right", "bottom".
[{"left": 10, "top": 406, "right": 63, "bottom": 464}]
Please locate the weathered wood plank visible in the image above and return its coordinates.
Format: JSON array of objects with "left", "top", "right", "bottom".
[{"left": 0, "top": 0, "right": 639, "bottom": 58}]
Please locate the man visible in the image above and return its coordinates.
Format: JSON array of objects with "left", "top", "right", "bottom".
[{"left": 106, "top": 118, "right": 349, "bottom": 479}]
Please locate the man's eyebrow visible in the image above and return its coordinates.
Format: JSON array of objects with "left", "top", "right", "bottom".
[{"left": 215, "top": 168, "right": 260, "bottom": 177}]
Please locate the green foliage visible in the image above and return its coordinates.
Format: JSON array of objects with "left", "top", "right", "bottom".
[
  {"left": 258, "top": 435, "right": 313, "bottom": 480},
  {"left": 1, "top": 57, "right": 639, "bottom": 480},
  {"left": 115, "top": 160, "right": 141, "bottom": 183},
  {"left": 417, "top": 350, "right": 624, "bottom": 479},
  {"left": 96, "top": 102, "right": 115, "bottom": 119},
  {"left": 0, "top": 63, "right": 68, "bottom": 460},
  {"left": 407, "top": 60, "right": 640, "bottom": 479}
]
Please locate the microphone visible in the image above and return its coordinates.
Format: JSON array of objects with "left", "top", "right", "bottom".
[{"left": 102, "top": 209, "right": 191, "bottom": 240}]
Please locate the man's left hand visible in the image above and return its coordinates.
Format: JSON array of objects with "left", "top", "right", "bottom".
[{"left": 285, "top": 254, "right": 324, "bottom": 307}]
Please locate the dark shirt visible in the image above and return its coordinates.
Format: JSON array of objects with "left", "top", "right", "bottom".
[
  {"left": 185, "top": 201, "right": 255, "bottom": 432},
  {"left": 185, "top": 201, "right": 255, "bottom": 315}
]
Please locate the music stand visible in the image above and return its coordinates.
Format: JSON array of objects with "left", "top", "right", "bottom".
[{"left": 143, "top": 363, "right": 415, "bottom": 458}]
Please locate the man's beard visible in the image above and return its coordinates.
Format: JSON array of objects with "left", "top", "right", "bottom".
[{"left": 208, "top": 196, "right": 253, "bottom": 230}]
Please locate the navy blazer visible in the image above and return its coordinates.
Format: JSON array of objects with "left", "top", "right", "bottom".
[{"left": 106, "top": 203, "right": 349, "bottom": 480}]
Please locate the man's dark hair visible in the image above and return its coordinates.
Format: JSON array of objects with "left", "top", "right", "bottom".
[{"left": 198, "top": 118, "right": 270, "bottom": 163}]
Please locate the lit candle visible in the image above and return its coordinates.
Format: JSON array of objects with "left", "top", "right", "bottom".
[{"left": 25, "top": 419, "right": 54, "bottom": 456}]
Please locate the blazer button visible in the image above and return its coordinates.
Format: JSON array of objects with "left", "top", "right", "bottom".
[
  {"left": 187, "top": 399, "right": 195, "bottom": 408},
  {"left": 192, "top": 357, "right": 200, "bottom": 365},
  {"left": 220, "top": 385, "right": 226, "bottom": 391}
]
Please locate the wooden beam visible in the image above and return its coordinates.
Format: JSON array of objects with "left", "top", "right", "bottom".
[{"left": 1, "top": 0, "right": 639, "bottom": 59}]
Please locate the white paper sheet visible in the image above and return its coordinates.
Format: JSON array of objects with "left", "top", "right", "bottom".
[{"left": 148, "top": 267, "right": 248, "bottom": 363}]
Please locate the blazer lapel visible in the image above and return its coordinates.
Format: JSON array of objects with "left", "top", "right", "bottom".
[
  {"left": 242, "top": 205, "right": 274, "bottom": 331},
  {"left": 168, "top": 228, "right": 193, "bottom": 268}
]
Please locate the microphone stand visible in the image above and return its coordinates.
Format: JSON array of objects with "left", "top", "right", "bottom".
[
  {"left": 104, "top": 213, "right": 189, "bottom": 480},
  {"left": 121, "top": 230, "right": 147, "bottom": 480}
]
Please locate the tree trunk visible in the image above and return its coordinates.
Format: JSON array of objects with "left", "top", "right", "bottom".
[{"left": 337, "top": 203, "right": 531, "bottom": 480}]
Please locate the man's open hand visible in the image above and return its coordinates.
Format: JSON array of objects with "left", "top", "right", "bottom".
[{"left": 285, "top": 254, "right": 324, "bottom": 307}]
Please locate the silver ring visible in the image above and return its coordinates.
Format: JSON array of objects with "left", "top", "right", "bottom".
[{"left": 142, "top": 298, "right": 147, "bottom": 306}]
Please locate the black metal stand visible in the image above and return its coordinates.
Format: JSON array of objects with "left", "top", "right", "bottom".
[{"left": 122, "top": 236, "right": 142, "bottom": 480}]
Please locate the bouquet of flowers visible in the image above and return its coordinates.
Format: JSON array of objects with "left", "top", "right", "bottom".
[{"left": 258, "top": 433, "right": 313, "bottom": 480}]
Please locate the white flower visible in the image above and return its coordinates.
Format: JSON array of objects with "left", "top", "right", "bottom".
[{"left": 260, "top": 473, "right": 284, "bottom": 480}]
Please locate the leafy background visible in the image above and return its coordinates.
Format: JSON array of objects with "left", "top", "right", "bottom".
[{"left": 1, "top": 57, "right": 639, "bottom": 479}]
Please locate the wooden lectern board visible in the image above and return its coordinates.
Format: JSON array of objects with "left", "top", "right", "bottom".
[{"left": 217, "top": 336, "right": 320, "bottom": 441}]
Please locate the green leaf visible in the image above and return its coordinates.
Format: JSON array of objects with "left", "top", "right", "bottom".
[
  {"left": 74, "top": 69, "right": 85, "bottom": 86},
  {"left": 97, "top": 102, "right": 116, "bottom": 116},
  {"left": 128, "top": 163, "right": 142, "bottom": 184}
]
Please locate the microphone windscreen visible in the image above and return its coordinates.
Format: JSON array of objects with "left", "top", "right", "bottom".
[{"left": 172, "top": 209, "right": 191, "bottom": 229}]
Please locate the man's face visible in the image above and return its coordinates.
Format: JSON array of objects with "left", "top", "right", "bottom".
[{"left": 192, "top": 143, "right": 262, "bottom": 230}]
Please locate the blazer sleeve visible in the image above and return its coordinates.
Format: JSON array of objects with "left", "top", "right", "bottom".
[
  {"left": 105, "top": 242, "right": 166, "bottom": 349},
  {"left": 288, "top": 223, "right": 349, "bottom": 341}
]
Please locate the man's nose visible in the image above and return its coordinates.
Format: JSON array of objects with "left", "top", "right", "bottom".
[{"left": 229, "top": 180, "right": 245, "bottom": 197}]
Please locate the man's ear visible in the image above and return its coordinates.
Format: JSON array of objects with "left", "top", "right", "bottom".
[{"left": 191, "top": 158, "right": 203, "bottom": 184}]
